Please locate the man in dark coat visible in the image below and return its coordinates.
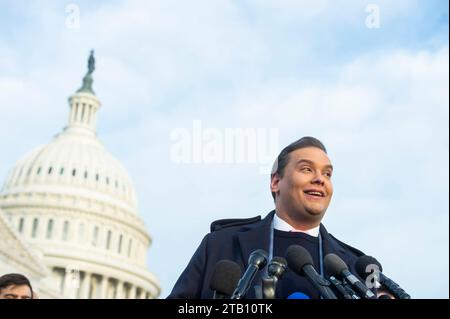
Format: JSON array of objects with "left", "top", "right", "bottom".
[{"left": 168, "top": 136, "right": 369, "bottom": 299}]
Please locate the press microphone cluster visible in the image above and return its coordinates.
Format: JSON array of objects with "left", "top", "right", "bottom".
[{"left": 209, "top": 248, "right": 408, "bottom": 300}]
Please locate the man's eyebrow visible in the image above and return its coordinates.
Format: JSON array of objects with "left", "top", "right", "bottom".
[{"left": 296, "top": 159, "right": 333, "bottom": 170}]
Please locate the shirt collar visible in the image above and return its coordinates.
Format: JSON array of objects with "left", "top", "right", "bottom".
[{"left": 273, "top": 213, "right": 320, "bottom": 237}]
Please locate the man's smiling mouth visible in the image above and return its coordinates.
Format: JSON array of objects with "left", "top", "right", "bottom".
[{"left": 303, "top": 189, "right": 325, "bottom": 198}]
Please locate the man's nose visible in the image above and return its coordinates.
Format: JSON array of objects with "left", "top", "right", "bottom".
[{"left": 311, "top": 172, "right": 325, "bottom": 185}]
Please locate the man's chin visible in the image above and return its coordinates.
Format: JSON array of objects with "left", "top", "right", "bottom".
[{"left": 305, "top": 208, "right": 326, "bottom": 219}]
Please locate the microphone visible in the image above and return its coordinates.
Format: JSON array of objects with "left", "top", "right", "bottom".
[
  {"left": 262, "top": 256, "right": 288, "bottom": 299},
  {"left": 210, "top": 260, "right": 242, "bottom": 299},
  {"left": 285, "top": 245, "right": 337, "bottom": 299},
  {"left": 355, "top": 255, "right": 411, "bottom": 299},
  {"left": 340, "top": 278, "right": 361, "bottom": 299},
  {"left": 231, "top": 249, "right": 268, "bottom": 299},
  {"left": 328, "top": 275, "right": 358, "bottom": 299},
  {"left": 287, "top": 292, "right": 310, "bottom": 299},
  {"left": 324, "top": 253, "right": 375, "bottom": 299}
]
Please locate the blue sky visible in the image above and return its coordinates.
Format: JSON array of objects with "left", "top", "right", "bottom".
[{"left": 0, "top": 0, "right": 448, "bottom": 298}]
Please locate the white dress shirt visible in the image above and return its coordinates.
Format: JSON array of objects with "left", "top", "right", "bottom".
[{"left": 273, "top": 213, "right": 320, "bottom": 237}]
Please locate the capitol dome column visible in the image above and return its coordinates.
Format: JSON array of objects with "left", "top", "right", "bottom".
[
  {"left": 116, "top": 280, "right": 124, "bottom": 299},
  {"left": 80, "top": 271, "right": 91, "bottom": 299},
  {"left": 128, "top": 285, "right": 136, "bottom": 299},
  {"left": 100, "top": 275, "right": 108, "bottom": 299}
]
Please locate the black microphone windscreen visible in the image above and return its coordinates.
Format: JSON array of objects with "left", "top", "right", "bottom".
[
  {"left": 210, "top": 260, "right": 242, "bottom": 296},
  {"left": 355, "top": 255, "right": 383, "bottom": 280},
  {"left": 270, "top": 256, "right": 287, "bottom": 265},
  {"left": 268, "top": 256, "right": 288, "bottom": 278},
  {"left": 270, "top": 256, "right": 288, "bottom": 268},
  {"left": 285, "top": 245, "right": 314, "bottom": 274},
  {"left": 324, "top": 253, "right": 348, "bottom": 277},
  {"left": 249, "top": 249, "right": 269, "bottom": 269}
]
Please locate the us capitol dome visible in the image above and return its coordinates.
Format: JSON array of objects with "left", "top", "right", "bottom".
[{"left": 0, "top": 51, "right": 160, "bottom": 299}]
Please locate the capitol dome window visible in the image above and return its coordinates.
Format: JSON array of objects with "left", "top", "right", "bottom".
[
  {"left": 62, "top": 220, "right": 69, "bottom": 241},
  {"left": 106, "top": 230, "right": 112, "bottom": 250},
  {"left": 46, "top": 219, "right": 54, "bottom": 239},
  {"left": 18, "top": 217, "right": 24, "bottom": 234},
  {"left": 36, "top": 167, "right": 42, "bottom": 175},
  {"left": 60, "top": 167, "right": 64, "bottom": 175},
  {"left": 92, "top": 226, "right": 99, "bottom": 246},
  {"left": 31, "top": 217, "right": 39, "bottom": 238},
  {"left": 48, "top": 167, "right": 53, "bottom": 174},
  {"left": 72, "top": 169, "right": 76, "bottom": 177},
  {"left": 84, "top": 171, "right": 88, "bottom": 179},
  {"left": 118, "top": 234, "right": 123, "bottom": 254},
  {"left": 95, "top": 173, "right": 99, "bottom": 181},
  {"left": 106, "top": 177, "right": 109, "bottom": 185}
]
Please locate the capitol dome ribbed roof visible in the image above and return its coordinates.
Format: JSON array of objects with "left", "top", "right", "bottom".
[{"left": 1, "top": 129, "right": 138, "bottom": 211}]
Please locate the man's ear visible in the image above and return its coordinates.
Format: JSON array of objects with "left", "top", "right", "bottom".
[{"left": 270, "top": 173, "right": 281, "bottom": 194}]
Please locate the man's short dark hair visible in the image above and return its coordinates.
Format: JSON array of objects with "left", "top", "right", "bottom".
[
  {"left": 271, "top": 136, "right": 327, "bottom": 201},
  {"left": 0, "top": 273, "right": 33, "bottom": 294}
]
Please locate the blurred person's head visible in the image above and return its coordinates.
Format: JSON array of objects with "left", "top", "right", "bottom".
[{"left": 0, "top": 273, "right": 33, "bottom": 299}]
